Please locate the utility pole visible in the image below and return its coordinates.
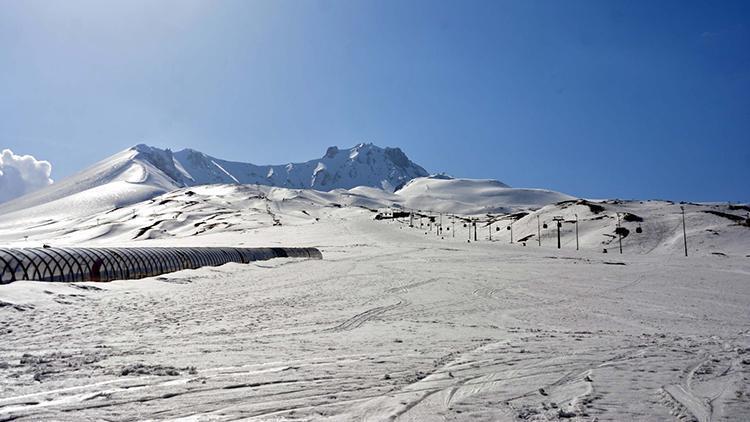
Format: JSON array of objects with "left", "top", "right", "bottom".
[
  {"left": 537, "top": 215, "right": 541, "bottom": 246},
  {"left": 473, "top": 219, "right": 477, "bottom": 241},
  {"left": 575, "top": 214, "right": 579, "bottom": 251},
  {"left": 489, "top": 219, "right": 492, "bottom": 241},
  {"left": 681, "top": 206, "right": 688, "bottom": 257},
  {"left": 468, "top": 219, "right": 472, "bottom": 242},
  {"left": 616, "top": 212, "right": 623, "bottom": 254},
  {"left": 452, "top": 215, "right": 455, "bottom": 237}
]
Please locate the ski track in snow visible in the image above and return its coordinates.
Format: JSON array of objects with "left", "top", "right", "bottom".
[{"left": 0, "top": 196, "right": 749, "bottom": 421}]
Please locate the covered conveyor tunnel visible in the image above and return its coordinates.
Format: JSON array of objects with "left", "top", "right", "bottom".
[{"left": 0, "top": 246, "right": 323, "bottom": 284}]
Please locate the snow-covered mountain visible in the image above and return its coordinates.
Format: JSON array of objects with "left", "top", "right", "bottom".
[
  {"left": 393, "top": 176, "right": 573, "bottom": 214},
  {"left": 170, "top": 143, "right": 428, "bottom": 192},
  {"left": 0, "top": 143, "right": 428, "bottom": 219}
]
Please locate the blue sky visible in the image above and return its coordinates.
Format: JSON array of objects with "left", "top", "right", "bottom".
[{"left": 1, "top": 0, "right": 748, "bottom": 201}]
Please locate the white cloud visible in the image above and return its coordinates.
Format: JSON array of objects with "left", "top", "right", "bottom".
[{"left": 0, "top": 149, "right": 54, "bottom": 204}]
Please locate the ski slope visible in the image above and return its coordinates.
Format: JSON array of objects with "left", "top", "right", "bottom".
[{"left": 0, "top": 200, "right": 748, "bottom": 420}]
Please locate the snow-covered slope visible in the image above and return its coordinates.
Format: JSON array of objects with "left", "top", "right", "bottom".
[
  {"left": 2, "top": 185, "right": 749, "bottom": 420},
  {"left": 0, "top": 143, "right": 427, "bottom": 222},
  {"left": 0, "top": 183, "right": 746, "bottom": 257},
  {"left": 172, "top": 143, "right": 428, "bottom": 192},
  {"left": 0, "top": 146, "right": 184, "bottom": 221},
  {"left": 0, "top": 144, "right": 574, "bottom": 224},
  {"left": 394, "top": 176, "right": 574, "bottom": 214}
]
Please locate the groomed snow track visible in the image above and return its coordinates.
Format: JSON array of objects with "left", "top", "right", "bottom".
[{"left": 0, "top": 246, "right": 322, "bottom": 283}]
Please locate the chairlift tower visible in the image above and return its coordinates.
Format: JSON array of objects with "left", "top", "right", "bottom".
[
  {"left": 616, "top": 212, "right": 623, "bottom": 254},
  {"left": 537, "top": 215, "right": 541, "bottom": 246},
  {"left": 507, "top": 220, "right": 513, "bottom": 244},
  {"left": 552, "top": 216, "right": 565, "bottom": 249},
  {"left": 681, "top": 206, "right": 688, "bottom": 257}
]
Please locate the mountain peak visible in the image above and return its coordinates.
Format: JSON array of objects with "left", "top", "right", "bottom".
[{"left": 125, "top": 143, "right": 429, "bottom": 192}]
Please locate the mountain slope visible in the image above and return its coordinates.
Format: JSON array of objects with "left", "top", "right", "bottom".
[
  {"left": 172, "top": 143, "right": 428, "bottom": 192},
  {"left": 394, "top": 176, "right": 574, "bottom": 214},
  {"left": 0, "top": 146, "right": 183, "bottom": 220},
  {"left": 0, "top": 143, "right": 428, "bottom": 221}
]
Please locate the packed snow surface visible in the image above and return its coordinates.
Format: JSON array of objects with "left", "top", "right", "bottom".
[{"left": 0, "top": 184, "right": 749, "bottom": 420}]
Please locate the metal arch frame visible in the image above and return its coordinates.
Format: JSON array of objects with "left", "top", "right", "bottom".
[
  {"left": 87, "top": 248, "right": 117, "bottom": 281},
  {"left": 0, "top": 249, "right": 24, "bottom": 282},
  {"left": 151, "top": 248, "right": 171, "bottom": 274},
  {"left": 153, "top": 248, "right": 174, "bottom": 273},
  {"left": 53, "top": 248, "right": 85, "bottom": 281},
  {"left": 225, "top": 248, "right": 238, "bottom": 263},
  {"left": 98, "top": 248, "right": 131, "bottom": 281},
  {"left": 174, "top": 248, "right": 195, "bottom": 269},
  {"left": 139, "top": 248, "right": 161, "bottom": 277},
  {"left": 216, "top": 248, "right": 233, "bottom": 265},
  {"left": 159, "top": 248, "right": 181, "bottom": 273},
  {"left": 41, "top": 248, "right": 77, "bottom": 282},
  {"left": 199, "top": 248, "right": 216, "bottom": 266},
  {"left": 203, "top": 248, "right": 221, "bottom": 267},
  {"left": 0, "top": 246, "right": 322, "bottom": 283},
  {"left": 257, "top": 248, "right": 274, "bottom": 261},
  {"left": 25, "top": 248, "right": 57, "bottom": 280},
  {"left": 152, "top": 248, "right": 178, "bottom": 274},
  {"left": 153, "top": 248, "right": 176, "bottom": 275},
  {"left": 1, "top": 248, "right": 34, "bottom": 281},
  {"left": 44, "top": 248, "right": 81, "bottom": 282},
  {"left": 150, "top": 248, "right": 172, "bottom": 276},
  {"left": 143, "top": 247, "right": 166, "bottom": 275},
  {"left": 217, "top": 248, "right": 233, "bottom": 264},
  {"left": 187, "top": 248, "right": 204, "bottom": 268},
  {"left": 127, "top": 249, "right": 151, "bottom": 279},
  {"left": 0, "top": 251, "right": 19, "bottom": 283},
  {"left": 119, "top": 248, "right": 146, "bottom": 279},
  {"left": 232, "top": 248, "right": 247, "bottom": 264},
  {"left": 25, "top": 249, "right": 51, "bottom": 281},
  {"left": 188, "top": 248, "right": 204, "bottom": 268},
  {"left": 228, "top": 248, "right": 244, "bottom": 263},
  {"left": 0, "top": 253, "right": 10, "bottom": 284},
  {"left": 144, "top": 248, "right": 165, "bottom": 277},
  {"left": 58, "top": 248, "right": 89, "bottom": 282},
  {"left": 90, "top": 247, "right": 121, "bottom": 282},
  {"left": 26, "top": 248, "right": 63, "bottom": 282},
  {"left": 64, "top": 248, "right": 98, "bottom": 282},
  {"left": 189, "top": 248, "right": 207, "bottom": 268},
  {"left": 139, "top": 248, "right": 161, "bottom": 278},
  {"left": 159, "top": 249, "right": 180, "bottom": 273},
  {"left": 164, "top": 249, "right": 185, "bottom": 272}
]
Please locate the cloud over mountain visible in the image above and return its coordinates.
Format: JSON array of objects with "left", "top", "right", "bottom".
[{"left": 0, "top": 149, "right": 54, "bottom": 204}]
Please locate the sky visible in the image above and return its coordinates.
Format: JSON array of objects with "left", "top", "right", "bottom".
[{"left": 1, "top": 0, "right": 748, "bottom": 202}]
